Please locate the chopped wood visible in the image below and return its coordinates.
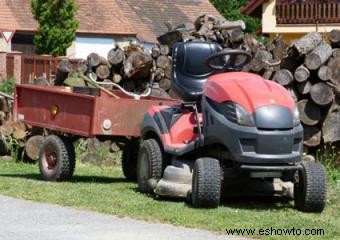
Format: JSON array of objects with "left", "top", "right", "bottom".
[
  {"left": 25, "top": 135, "right": 44, "bottom": 161},
  {"left": 294, "top": 65, "right": 310, "bottom": 82},
  {"left": 332, "top": 48, "right": 340, "bottom": 58},
  {"left": 273, "top": 69, "right": 294, "bottom": 86},
  {"left": 55, "top": 59, "right": 72, "bottom": 86},
  {"left": 322, "top": 100, "right": 340, "bottom": 143},
  {"left": 291, "top": 32, "right": 322, "bottom": 55},
  {"left": 304, "top": 43, "right": 332, "bottom": 70},
  {"left": 107, "top": 48, "right": 125, "bottom": 66},
  {"left": 88, "top": 53, "right": 108, "bottom": 67},
  {"left": 112, "top": 73, "right": 122, "bottom": 84},
  {"left": 297, "top": 99, "right": 321, "bottom": 126},
  {"left": 303, "top": 126, "right": 321, "bottom": 147},
  {"left": 310, "top": 82, "right": 334, "bottom": 106},
  {"left": 160, "top": 45, "right": 170, "bottom": 56},
  {"left": 297, "top": 81, "right": 312, "bottom": 95},
  {"left": 318, "top": 65, "right": 332, "bottom": 81},
  {"left": 151, "top": 45, "right": 161, "bottom": 58},
  {"left": 156, "top": 55, "right": 171, "bottom": 69},
  {"left": 330, "top": 29, "right": 340, "bottom": 47},
  {"left": 328, "top": 58, "right": 340, "bottom": 85},
  {"left": 95, "top": 65, "right": 111, "bottom": 80},
  {"left": 159, "top": 78, "right": 171, "bottom": 91}
]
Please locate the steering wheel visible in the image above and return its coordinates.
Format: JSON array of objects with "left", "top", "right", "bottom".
[{"left": 205, "top": 49, "right": 252, "bottom": 71}]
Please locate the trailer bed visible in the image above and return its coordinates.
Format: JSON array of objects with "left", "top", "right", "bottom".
[{"left": 14, "top": 85, "right": 178, "bottom": 137}]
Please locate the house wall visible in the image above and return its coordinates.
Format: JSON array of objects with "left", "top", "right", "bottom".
[
  {"left": 0, "top": 37, "right": 10, "bottom": 52},
  {"left": 262, "top": 0, "right": 340, "bottom": 41},
  {"left": 67, "top": 35, "right": 136, "bottom": 59}
]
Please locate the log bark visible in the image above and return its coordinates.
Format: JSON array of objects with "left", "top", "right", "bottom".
[
  {"left": 107, "top": 48, "right": 125, "bottom": 66},
  {"left": 273, "top": 69, "right": 294, "bottom": 86},
  {"left": 297, "top": 99, "right": 321, "bottom": 126},
  {"left": 25, "top": 135, "right": 44, "bottom": 161},
  {"left": 88, "top": 53, "right": 108, "bottom": 67},
  {"left": 164, "top": 66, "right": 171, "bottom": 79},
  {"left": 294, "top": 65, "right": 310, "bottom": 82},
  {"left": 297, "top": 81, "right": 312, "bottom": 95},
  {"left": 304, "top": 43, "right": 332, "bottom": 70},
  {"left": 328, "top": 58, "right": 340, "bottom": 85},
  {"left": 160, "top": 45, "right": 170, "bottom": 56},
  {"left": 123, "top": 51, "right": 153, "bottom": 79},
  {"left": 156, "top": 56, "right": 171, "bottom": 69},
  {"left": 318, "top": 65, "right": 332, "bottom": 81},
  {"left": 151, "top": 46, "right": 161, "bottom": 58},
  {"left": 291, "top": 31, "right": 322, "bottom": 55},
  {"left": 322, "top": 100, "right": 340, "bottom": 143},
  {"left": 272, "top": 35, "right": 287, "bottom": 61},
  {"left": 95, "top": 65, "right": 111, "bottom": 80},
  {"left": 303, "top": 126, "right": 321, "bottom": 147},
  {"left": 310, "top": 82, "right": 334, "bottom": 106},
  {"left": 330, "top": 29, "right": 340, "bottom": 47},
  {"left": 55, "top": 59, "right": 72, "bottom": 86},
  {"left": 159, "top": 78, "right": 172, "bottom": 91}
]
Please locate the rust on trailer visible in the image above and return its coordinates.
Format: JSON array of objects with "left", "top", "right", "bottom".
[{"left": 14, "top": 85, "right": 179, "bottom": 137}]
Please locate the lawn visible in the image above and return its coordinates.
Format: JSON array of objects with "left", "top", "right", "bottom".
[{"left": 0, "top": 159, "right": 338, "bottom": 240}]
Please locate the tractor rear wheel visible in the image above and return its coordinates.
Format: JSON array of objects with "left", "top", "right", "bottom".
[
  {"left": 39, "top": 135, "right": 75, "bottom": 181},
  {"left": 294, "top": 162, "right": 327, "bottom": 212},
  {"left": 137, "top": 139, "right": 163, "bottom": 193},
  {"left": 121, "top": 138, "right": 139, "bottom": 181},
  {"left": 191, "top": 158, "right": 221, "bottom": 208}
]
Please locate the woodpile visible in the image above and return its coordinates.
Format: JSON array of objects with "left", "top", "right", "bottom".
[{"left": 244, "top": 31, "right": 339, "bottom": 153}]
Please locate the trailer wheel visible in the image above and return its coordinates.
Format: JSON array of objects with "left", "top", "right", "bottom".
[
  {"left": 294, "top": 162, "right": 327, "bottom": 212},
  {"left": 39, "top": 135, "right": 75, "bottom": 181},
  {"left": 121, "top": 138, "right": 139, "bottom": 181},
  {"left": 137, "top": 139, "right": 163, "bottom": 193},
  {"left": 191, "top": 158, "right": 221, "bottom": 208}
]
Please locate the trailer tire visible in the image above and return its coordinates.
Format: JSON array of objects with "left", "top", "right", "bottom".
[
  {"left": 192, "top": 158, "right": 221, "bottom": 208},
  {"left": 121, "top": 138, "right": 139, "bottom": 181},
  {"left": 39, "top": 135, "right": 75, "bottom": 181},
  {"left": 137, "top": 139, "right": 163, "bottom": 193},
  {"left": 294, "top": 162, "right": 327, "bottom": 212}
]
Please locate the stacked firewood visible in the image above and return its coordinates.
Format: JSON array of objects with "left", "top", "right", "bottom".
[{"left": 244, "top": 31, "right": 339, "bottom": 152}]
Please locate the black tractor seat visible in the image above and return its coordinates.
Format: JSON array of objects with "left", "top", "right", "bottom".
[{"left": 171, "top": 41, "right": 223, "bottom": 102}]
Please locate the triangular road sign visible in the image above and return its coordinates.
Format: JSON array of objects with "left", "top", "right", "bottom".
[{"left": 1, "top": 30, "right": 15, "bottom": 43}]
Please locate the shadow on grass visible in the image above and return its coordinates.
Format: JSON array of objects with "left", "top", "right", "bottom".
[{"left": 0, "top": 173, "right": 131, "bottom": 184}]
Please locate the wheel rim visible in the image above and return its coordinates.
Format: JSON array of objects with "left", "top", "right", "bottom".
[
  {"left": 42, "top": 145, "right": 58, "bottom": 171},
  {"left": 138, "top": 150, "right": 150, "bottom": 185}
]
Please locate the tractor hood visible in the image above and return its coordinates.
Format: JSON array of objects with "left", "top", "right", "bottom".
[{"left": 204, "top": 72, "right": 295, "bottom": 114}]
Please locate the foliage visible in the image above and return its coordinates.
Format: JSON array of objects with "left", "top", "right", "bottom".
[
  {"left": 316, "top": 144, "right": 340, "bottom": 183},
  {"left": 0, "top": 77, "right": 15, "bottom": 95},
  {"left": 31, "top": 0, "right": 79, "bottom": 56},
  {"left": 210, "top": 0, "right": 261, "bottom": 33}
]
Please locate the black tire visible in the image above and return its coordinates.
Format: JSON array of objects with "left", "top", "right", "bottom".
[
  {"left": 121, "top": 138, "right": 139, "bottom": 181},
  {"left": 137, "top": 139, "right": 163, "bottom": 193},
  {"left": 294, "top": 162, "right": 327, "bottom": 212},
  {"left": 39, "top": 135, "right": 75, "bottom": 181},
  {"left": 192, "top": 158, "right": 221, "bottom": 208}
]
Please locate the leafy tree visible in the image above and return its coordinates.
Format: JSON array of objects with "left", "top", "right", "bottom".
[
  {"left": 31, "top": 0, "right": 79, "bottom": 56},
  {"left": 210, "top": 0, "right": 261, "bottom": 33}
]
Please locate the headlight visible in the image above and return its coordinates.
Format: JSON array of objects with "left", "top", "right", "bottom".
[
  {"left": 220, "top": 102, "right": 255, "bottom": 127},
  {"left": 294, "top": 105, "right": 300, "bottom": 126}
]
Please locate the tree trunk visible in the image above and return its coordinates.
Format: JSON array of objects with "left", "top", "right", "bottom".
[
  {"left": 304, "top": 43, "right": 332, "bottom": 70},
  {"left": 297, "top": 81, "right": 312, "bottom": 95},
  {"left": 318, "top": 65, "right": 332, "bottom": 81},
  {"left": 294, "top": 65, "right": 310, "bottom": 82},
  {"left": 95, "top": 65, "right": 111, "bottom": 80},
  {"left": 310, "top": 82, "right": 334, "bottom": 106},
  {"left": 297, "top": 99, "right": 321, "bottom": 126},
  {"left": 25, "top": 135, "right": 44, "bottom": 161},
  {"left": 322, "top": 100, "right": 340, "bottom": 143},
  {"left": 54, "top": 59, "right": 72, "bottom": 86},
  {"left": 88, "top": 53, "right": 108, "bottom": 67},
  {"left": 107, "top": 48, "right": 125, "bottom": 66},
  {"left": 291, "top": 31, "right": 322, "bottom": 55},
  {"left": 303, "top": 126, "right": 321, "bottom": 147},
  {"left": 273, "top": 69, "right": 294, "bottom": 86}
]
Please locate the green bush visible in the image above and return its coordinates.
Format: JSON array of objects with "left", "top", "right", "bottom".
[{"left": 0, "top": 77, "right": 16, "bottom": 95}]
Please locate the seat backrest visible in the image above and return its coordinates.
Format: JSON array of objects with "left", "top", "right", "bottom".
[{"left": 171, "top": 41, "right": 222, "bottom": 101}]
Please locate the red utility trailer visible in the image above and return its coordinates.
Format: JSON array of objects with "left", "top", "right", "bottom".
[{"left": 14, "top": 84, "right": 178, "bottom": 181}]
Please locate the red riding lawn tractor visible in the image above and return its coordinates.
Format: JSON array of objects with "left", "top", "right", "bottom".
[{"left": 136, "top": 41, "right": 327, "bottom": 212}]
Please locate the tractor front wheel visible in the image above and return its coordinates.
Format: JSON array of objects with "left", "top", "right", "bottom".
[
  {"left": 39, "top": 135, "right": 75, "bottom": 181},
  {"left": 191, "top": 158, "right": 221, "bottom": 208},
  {"left": 137, "top": 139, "right": 163, "bottom": 193},
  {"left": 294, "top": 162, "right": 327, "bottom": 212}
]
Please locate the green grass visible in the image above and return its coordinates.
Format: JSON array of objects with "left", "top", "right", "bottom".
[{"left": 0, "top": 160, "right": 339, "bottom": 240}]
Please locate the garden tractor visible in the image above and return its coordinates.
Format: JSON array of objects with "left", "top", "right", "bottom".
[{"left": 137, "top": 41, "right": 327, "bottom": 212}]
